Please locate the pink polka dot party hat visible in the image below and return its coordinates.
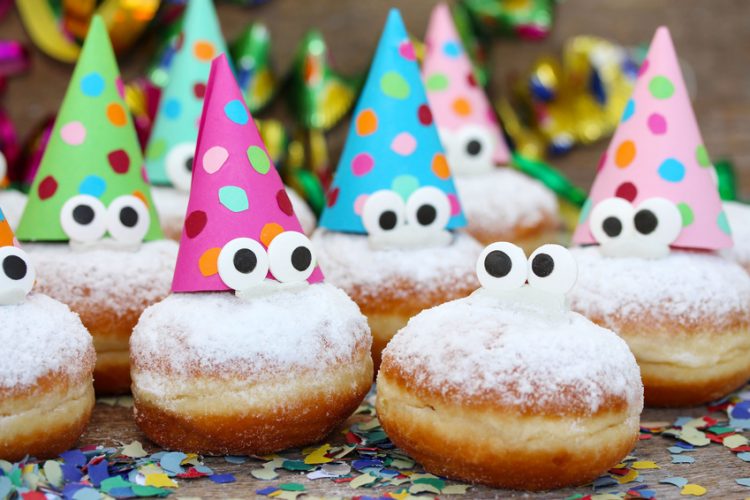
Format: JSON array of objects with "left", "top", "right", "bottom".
[
  {"left": 16, "top": 16, "right": 163, "bottom": 242},
  {"left": 573, "top": 26, "right": 732, "bottom": 251},
  {"left": 172, "top": 54, "right": 323, "bottom": 293},
  {"left": 422, "top": 3, "right": 511, "bottom": 170},
  {"left": 319, "top": 9, "right": 466, "bottom": 234}
]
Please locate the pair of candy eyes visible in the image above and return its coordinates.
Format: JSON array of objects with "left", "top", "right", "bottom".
[
  {"left": 590, "top": 197, "right": 681, "bottom": 246},
  {"left": 362, "top": 187, "right": 451, "bottom": 235},
  {"left": 0, "top": 246, "right": 35, "bottom": 296},
  {"left": 217, "top": 231, "right": 316, "bottom": 291},
  {"left": 60, "top": 194, "right": 150, "bottom": 244},
  {"left": 477, "top": 242, "right": 577, "bottom": 294}
]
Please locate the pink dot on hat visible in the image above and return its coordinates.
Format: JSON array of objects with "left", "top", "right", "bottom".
[
  {"left": 61, "top": 121, "right": 86, "bottom": 145},
  {"left": 648, "top": 113, "right": 667, "bottom": 135},
  {"left": 351, "top": 152, "right": 375, "bottom": 176},
  {"left": 391, "top": 132, "right": 417, "bottom": 156}
]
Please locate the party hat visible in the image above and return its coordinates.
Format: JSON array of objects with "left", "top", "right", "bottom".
[
  {"left": 17, "top": 16, "right": 163, "bottom": 242},
  {"left": 231, "top": 22, "right": 276, "bottom": 114},
  {"left": 573, "top": 27, "right": 731, "bottom": 250},
  {"left": 422, "top": 3, "right": 511, "bottom": 168},
  {"left": 172, "top": 54, "right": 323, "bottom": 293},
  {"left": 144, "top": 0, "right": 228, "bottom": 190},
  {"left": 0, "top": 208, "right": 16, "bottom": 247},
  {"left": 319, "top": 9, "right": 466, "bottom": 233}
]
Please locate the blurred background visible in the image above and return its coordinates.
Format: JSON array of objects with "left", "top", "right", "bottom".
[{"left": 1, "top": 0, "right": 749, "bottom": 199}]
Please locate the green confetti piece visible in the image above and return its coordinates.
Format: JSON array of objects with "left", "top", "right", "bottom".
[
  {"left": 282, "top": 460, "right": 315, "bottom": 472},
  {"left": 132, "top": 484, "right": 171, "bottom": 497},
  {"left": 409, "top": 483, "right": 441, "bottom": 495},
  {"left": 279, "top": 483, "right": 305, "bottom": 491},
  {"left": 100, "top": 476, "right": 133, "bottom": 493}
]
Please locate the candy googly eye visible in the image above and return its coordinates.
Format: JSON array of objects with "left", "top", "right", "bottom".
[
  {"left": 476, "top": 242, "right": 527, "bottom": 292},
  {"left": 589, "top": 197, "right": 634, "bottom": 245},
  {"left": 60, "top": 195, "right": 107, "bottom": 243},
  {"left": 455, "top": 125, "right": 494, "bottom": 173},
  {"left": 165, "top": 142, "right": 196, "bottom": 191},
  {"left": 362, "top": 190, "right": 406, "bottom": 236},
  {"left": 0, "top": 246, "right": 35, "bottom": 304},
  {"left": 527, "top": 244, "right": 577, "bottom": 294},
  {"left": 633, "top": 197, "right": 681, "bottom": 245},
  {"left": 106, "top": 195, "right": 151, "bottom": 245},
  {"left": 268, "top": 231, "right": 316, "bottom": 283},
  {"left": 405, "top": 186, "right": 451, "bottom": 231},
  {"left": 218, "top": 237, "right": 270, "bottom": 291}
]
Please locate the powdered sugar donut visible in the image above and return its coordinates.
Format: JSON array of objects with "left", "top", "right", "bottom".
[
  {"left": 131, "top": 284, "right": 372, "bottom": 454},
  {"left": 569, "top": 246, "right": 750, "bottom": 406},
  {"left": 378, "top": 243, "right": 642, "bottom": 490},
  {"left": 26, "top": 241, "right": 177, "bottom": 394},
  {"left": 0, "top": 189, "right": 27, "bottom": 229},
  {"left": 723, "top": 201, "right": 750, "bottom": 272},
  {"left": 312, "top": 229, "right": 481, "bottom": 369}
]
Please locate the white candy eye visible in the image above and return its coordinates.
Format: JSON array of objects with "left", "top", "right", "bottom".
[
  {"left": 165, "top": 142, "right": 196, "bottom": 191},
  {"left": 589, "top": 197, "right": 634, "bottom": 245},
  {"left": 218, "top": 237, "right": 269, "bottom": 291},
  {"left": 60, "top": 195, "right": 107, "bottom": 243},
  {"left": 362, "top": 190, "right": 406, "bottom": 236},
  {"left": 527, "top": 244, "right": 577, "bottom": 294},
  {"left": 107, "top": 195, "right": 150, "bottom": 245},
  {"left": 405, "top": 186, "right": 451, "bottom": 230},
  {"left": 476, "top": 242, "right": 527, "bottom": 292},
  {"left": 633, "top": 197, "right": 681, "bottom": 245},
  {"left": 0, "top": 246, "right": 34, "bottom": 304},
  {"left": 268, "top": 231, "right": 316, "bottom": 283},
  {"left": 454, "top": 125, "right": 494, "bottom": 173}
]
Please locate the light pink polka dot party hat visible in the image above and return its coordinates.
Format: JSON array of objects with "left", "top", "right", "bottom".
[
  {"left": 573, "top": 26, "right": 732, "bottom": 250},
  {"left": 422, "top": 3, "right": 511, "bottom": 167},
  {"left": 172, "top": 54, "right": 323, "bottom": 292}
]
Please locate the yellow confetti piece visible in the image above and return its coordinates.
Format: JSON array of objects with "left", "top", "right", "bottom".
[
  {"left": 180, "top": 453, "right": 199, "bottom": 465},
  {"left": 144, "top": 473, "right": 178, "bottom": 488},
  {"left": 121, "top": 441, "right": 148, "bottom": 458},
  {"left": 680, "top": 426, "right": 710, "bottom": 447},
  {"left": 304, "top": 444, "right": 333, "bottom": 464},
  {"left": 442, "top": 484, "right": 471, "bottom": 495},
  {"left": 724, "top": 434, "right": 749, "bottom": 449},
  {"left": 615, "top": 469, "right": 639, "bottom": 484},
  {"left": 409, "top": 483, "right": 441, "bottom": 495},
  {"left": 681, "top": 484, "right": 707, "bottom": 496},
  {"left": 592, "top": 495, "right": 624, "bottom": 500},
  {"left": 631, "top": 461, "right": 660, "bottom": 470},
  {"left": 274, "top": 493, "right": 304, "bottom": 500},
  {"left": 683, "top": 418, "right": 706, "bottom": 429},
  {"left": 349, "top": 473, "right": 378, "bottom": 488},
  {"left": 333, "top": 445, "right": 356, "bottom": 459},
  {"left": 386, "top": 492, "right": 409, "bottom": 500},
  {"left": 251, "top": 468, "right": 278, "bottom": 481}
]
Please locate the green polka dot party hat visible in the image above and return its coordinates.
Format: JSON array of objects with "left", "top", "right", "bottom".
[
  {"left": 17, "top": 15, "right": 163, "bottom": 243},
  {"left": 145, "top": 0, "right": 228, "bottom": 191},
  {"left": 573, "top": 26, "right": 731, "bottom": 250},
  {"left": 319, "top": 8, "right": 466, "bottom": 234}
]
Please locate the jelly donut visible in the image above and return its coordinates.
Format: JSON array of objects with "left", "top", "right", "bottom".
[
  {"left": 378, "top": 243, "right": 643, "bottom": 490},
  {"left": 723, "top": 201, "right": 750, "bottom": 272},
  {"left": 0, "top": 210, "right": 95, "bottom": 461}
]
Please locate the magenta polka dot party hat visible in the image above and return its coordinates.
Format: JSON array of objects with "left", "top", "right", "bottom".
[
  {"left": 172, "top": 54, "right": 323, "bottom": 293},
  {"left": 319, "top": 9, "right": 466, "bottom": 234},
  {"left": 573, "top": 26, "right": 732, "bottom": 251},
  {"left": 422, "top": 3, "right": 511, "bottom": 171},
  {"left": 16, "top": 16, "right": 163, "bottom": 242}
]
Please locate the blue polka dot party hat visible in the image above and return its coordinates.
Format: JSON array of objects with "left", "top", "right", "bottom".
[
  {"left": 17, "top": 16, "right": 163, "bottom": 242},
  {"left": 145, "top": 0, "right": 228, "bottom": 191},
  {"left": 319, "top": 9, "right": 466, "bottom": 234}
]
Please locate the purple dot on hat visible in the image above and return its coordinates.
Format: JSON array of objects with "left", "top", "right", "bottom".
[
  {"left": 164, "top": 99, "right": 181, "bottom": 119},
  {"left": 224, "top": 100, "right": 249, "bottom": 125},
  {"left": 648, "top": 113, "right": 667, "bottom": 135},
  {"left": 81, "top": 72, "right": 105, "bottom": 97},
  {"left": 351, "top": 153, "right": 374, "bottom": 176},
  {"left": 60, "top": 121, "right": 86, "bottom": 145},
  {"left": 442, "top": 40, "right": 461, "bottom": 58},
  {"left": 391, "top": 132, "right": 417, "bottom": 156},
  {"left": 658, "top": 158, "right": 685, "bottom": 182},
  {"left": 615, "top": 181, "right": 637, "bottom": 202}
]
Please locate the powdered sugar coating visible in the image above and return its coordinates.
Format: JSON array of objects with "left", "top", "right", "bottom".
[
  {"left": 0, "top": 293, "right": 93, "bottom": 390},
  {"left": 723, "top": 201, "right": 750, "bottom": 269},
  {"left": 569, "top": 246, "right": 750, "bottom": 330},
  {"left": 383, "top": 291, "right": 642, "bottom": 414},
  {"left": 131, "top": 283, "right": 370, "bottom": 378},
  {"left": 311, "top": 229, "right": 482, "bottom": 301},
  {"left": 454, "top": 168, "right": 559, "bottom": 235},
  {"left": 0, "top": 189, "right": 27, "bottom": 229},
  {"left": 25, "top": 241, "right": 177, "bottom": 311}
]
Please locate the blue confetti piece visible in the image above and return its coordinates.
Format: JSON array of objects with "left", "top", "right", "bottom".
[
  {"left": 673, "top": 417, "right": 694, "bottom": 427},
  {"left": 61, "top": 463, "right": 83, "bottom": 482},
  {"left": 674, "top": 442, "right": 695, "bottom": 450},
  {"left": 72, "top": 487, "right": 101, "bottom": 500},
  {"left": 730, "top": 417, "right": 750, "bottom": 430},
  {"left": 737, "top": 452, "right": 750, "bottom": 462},
  {"left": 63, "top": 482, "right": 87, "bottom": 500},
  {"left": 353, "top": 459, "right": 383, "bottom": 470},
  {"left": 60, "top": 449, "right": 87, "bottom": 468},
  {"left": 224, "top": 455, "right": 247, "bottom": 464},
  {"left": 87, "top": 460, "right": 109, "bottom": 487},
  {"left": 593, "top": 476, "right": 618, "bottom": 489},
  {"left": 194, "top": 465, "right": 214, "bottom": 475},
  {"left": 209, "top": 473, "right": 236, "bottom": 484},
  {"left": 159, "top": 451, "right": 186, "bottom": 476},
  {"left": 638, "top": 489, "right": 656, "bottom": 499},
  {"left": 0, "top": 477, "right": 11, "bottom": 498},
  {"left": 108, "top": 487, "right": 136, "bottom": 498},
  {"left": 737, "top": 478, "right": 750, "bottom": 487},
  {"left": 671, "top": 455, "right": 695, "bottom": 464},
  {"left": 256, "top": 486, "right": 278, "bottom": 495},
  {"left": 660, "top": 477, "right": 688, "bottom": 488},
  {"left": 732, "top": 401, "right": 750, "bottom": 419}
]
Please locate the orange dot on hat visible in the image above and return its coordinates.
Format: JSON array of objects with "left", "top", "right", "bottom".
[
  {"left": 432, "top": 153, "right": 450, "bottom": 179},
  {"left": 193, "top": 40, "right": 216, "bottom": 61},
  {"left": 615, "top": 140, "right": 636, "bottom": 168},
  {"left": 452, "top": 98, "right": 472, "bottom": 116},
  {"left": 199, "top": 247, "right": 221, "bottom": 277},
  {"left": 356, "top": 109, "right": 378, "bottom": 136},
  {"left": 260, "top": 222, "right": 284, "bottom": 248},
  {"left": 106, "top": 103, "right": 127, "bottom": 127}
]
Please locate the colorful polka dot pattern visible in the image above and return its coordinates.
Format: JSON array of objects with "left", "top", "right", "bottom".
[
  {"left": 318, "top": 9, "right": 466, "bottom": 233},
  {"left": 171, "top": 54, "right": 324, "bottom": 293},
  {"left": 144, "top": 0, "right": 229, "bottom": 186},
  {"left": 421, "top": 3, "right": 511, "bottom": 166},
  {"left": 15, "top": 16, "right": 163, "bottom": 242},
  {"left": 572, "top": 26, "right": 732, "bottom": 251}
]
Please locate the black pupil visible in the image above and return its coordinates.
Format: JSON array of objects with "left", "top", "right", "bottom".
[
  {"left": 233, "top": 248, "right": 257, "bottom": 274},
  {"left": 72, "top": 205, "right": 95, "bottom": 225},
  {"left": 531, "top": 253, "right": 554, "bottom": 278},
  {"left": 184, "top": 156, "right": 194, "bottom": 172},
  {"left": 634, "top": 209, "right": 658, "bottom": 235},
  {"left": 3, "top": 255, "right": 27, "bottom": 281},
  {"left": 484, "top": 250, "right": 512, "bottom": 278},
  {"left": 291, "top": 246, "right": 312, "bottom": 272},
  {"left": 119, "top": 207, "right": 139, "bottom": 228},
  {"left": 602, "top": 216, "right": 622, "bottom": 237},
  {"left": 466, "top": 139, "right": 482, "bottom": 156},
  {"left": 416, "top": 204, "right": 437, "bottom": 226},
  {"left": 379, "top": 211, "right": 398, "bottom": 230}
]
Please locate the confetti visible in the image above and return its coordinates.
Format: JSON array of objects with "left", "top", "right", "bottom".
[
  {"left": 349, "top": 473, "right": 378, "bottom": 488},
  {"left": 304, "top": 444, "right": 333, "bottom": 465},
  {"left": 631, "top": 461, "right": 659, "bottom": 469},
  {"left": 671, "top": 455, "right": 695, "bottom": 464},
  {"left": 661, "top": 477, "right": 689, "bottom": 488},
  {"left": 681, "top": 484, "right": 707, "bottom": 496},
  {"left": 122, "top": 441, "right": 148, "bottom": 458},
  {"left": 144, "top": 473, "right": 177, "bottom": 488},
  {"left": 737, "top": 478, "right": 750, "bottom": 487}
]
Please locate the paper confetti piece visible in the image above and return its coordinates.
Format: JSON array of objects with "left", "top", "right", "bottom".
[
  {"left": 738, "top": 452, "right": 750, "bottom": 462},
  {"left": 442, "top": 484, "right": 471, "bottom": 494},
  {"left": 304, "top": 444, "right": 333, "bottom": 464},
  {"left": 615, "top": 469, "right": 639, "bottom": 484},
  {"left": 737, "top": 478, "right": 750, "bottom": 487},
  {"left": 251, "top": 468, "right": 279, "bottom": 481},
  {"left": 672, "top": 455, "right": 695, "bottom": 464},
  {"left": 223, "top": 455, "right": 247, "bottom": 464},
  {"left": 279, "top": 483, "right": 305, "bottom": 491},
  {"left": 724, "top": 434, "right": 749, "bottom": 449},
  {"left": 144, "top": 473, "right": 177, "bottom": 488},
  {"left": 122, "top": 441, "right": 148, "bottom": 458},
  {"left": 409, "top": 483, "right": 441, "bottom": 494},
  {"left": 159, "top": 452, "right": 187, "bottom": 476},
  {"left": 681, "top": 484, "right": 707, "bottom": 496},
  {"left": 680, "top": 427, "right": 710, "bottom": 446},
  {"left": 661, "top": 477, "right": 689, "bottom": 488},
  {"left": 631, "top": 461, "right": 660, "bottom": 470},
  {"left": 209, "top": 474, "right": 236, "bottom": 484},
  {"left": 349, "top": 473, "right": 378, "bottom": 488},
  {"left": 43, "top": 460, "right": 63, "bottom": 487}
]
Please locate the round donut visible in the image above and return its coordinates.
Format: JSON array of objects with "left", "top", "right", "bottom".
[
  {"left": 0, "top": 294, "right": 95, "bottom": 461},
  {"left": 723, "top": 201, "right": 750, "bottom": 273},
  {"left": 311, "top": 229, "right": 481, "bottom": 369},
  {"left": 569, "top": 246, "right": 750, "bottom": 407},
  {"left": 130, "top": 283, "right": 372, "bottom": 455},
  {"left": 26, "top": 240, "right": 177, "bottom": 395},
  {"left": 0, "top": 189, "right": 27, "bottom": 230},
  {"left": 377, "top": 291, "right": 642, "bottom": 490},
  {"left": 454, "top": 169, "right": 560, "bottom": 251}
]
